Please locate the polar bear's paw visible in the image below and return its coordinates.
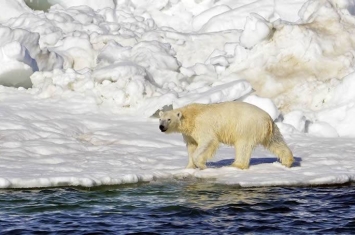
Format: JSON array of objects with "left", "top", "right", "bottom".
[{"left": 231, "top": 162, "right": 249, "bottom": 170}]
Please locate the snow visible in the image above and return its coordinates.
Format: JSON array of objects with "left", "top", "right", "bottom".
[
  {"left": 0, "top": 0, "right": 355, "bottom": 188},
  {"left": 0, "top": 0, "right": 31, "bottom": 23},
  {"left": 283, "top": 110, "right": 307, "bottom": 133},
  {"left": 1, "top": 87, "right": 355, "bottom": 188},
  {"left": 48, "top": 0, "right": 115, "bottom": 11},
  {"left": 242, "top": 95, "right": 279, "bottom": 120},
  {"left": 192, "top": 5, "right": 232, "bottom": 31},
  {"left": 239, "top": 13, "right": 272, "bottom": 49},
  {"left": 199, "top": 0, "right": 275, "bottom": 33}
]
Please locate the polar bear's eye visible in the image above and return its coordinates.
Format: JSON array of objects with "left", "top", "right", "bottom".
[{"left": 168, "top": 119, "right": 171, "bottom": 122}]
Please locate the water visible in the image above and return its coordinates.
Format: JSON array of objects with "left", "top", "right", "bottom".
[
  {"left": 24, "top": 0, "right": 52, "bottom": 11},
  {"left": 0, "top": 180, "right": 354, "bottom": 234}
]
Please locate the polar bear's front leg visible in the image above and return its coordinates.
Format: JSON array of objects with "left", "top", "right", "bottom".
[
  {"left": 193, "top": 139, "right": 219, "bottom": 170},
  {"left": 192, "top": 145, "right": 208, "bottom": 170},
  {"left": 186, "top": 142, "right": 197, "bottom": 169},
  {"left": 183, "top": 134, "right": 198, "bottom": 169}
]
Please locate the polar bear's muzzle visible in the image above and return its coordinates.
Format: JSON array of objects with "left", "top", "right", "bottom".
[
  {"left": 159, "top": 119, "right": 168, "bottom": 132},
  {"left": 159, "top": 124, "right": 167, "bottom": 132}
]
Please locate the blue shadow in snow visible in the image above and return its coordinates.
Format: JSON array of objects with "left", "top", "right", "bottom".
[{"left": 207, "top": 156, "right": 302, "bottom": 168}]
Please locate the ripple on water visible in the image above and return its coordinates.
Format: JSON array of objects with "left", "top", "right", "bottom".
[{"left": 0, "top": 181, "right": 354, "bottom": 234}]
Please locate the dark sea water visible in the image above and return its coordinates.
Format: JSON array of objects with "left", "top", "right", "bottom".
[{"left": 0, "top": 180, "right": 354, "bottom": 234}]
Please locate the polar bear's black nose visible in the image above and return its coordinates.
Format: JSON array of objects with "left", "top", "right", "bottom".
[{"left": 159, "top": 125, "right": 166, "bottom": 132}]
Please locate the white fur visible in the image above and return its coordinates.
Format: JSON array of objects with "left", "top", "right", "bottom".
[{"left": 159, "top": 101, "right": 294, "bottom": 169}]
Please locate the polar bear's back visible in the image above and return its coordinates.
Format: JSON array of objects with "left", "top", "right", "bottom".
[
  {"left": 182, "top": 101, "right": 273, "bottom": 146},
  {"left": 183, "top": 101, "right": 271, "bottom": 122}
]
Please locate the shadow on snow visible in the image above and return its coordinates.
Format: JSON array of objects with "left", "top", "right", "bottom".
[{"left": 207, "top": 157, "right": 302, "bottom": 168}]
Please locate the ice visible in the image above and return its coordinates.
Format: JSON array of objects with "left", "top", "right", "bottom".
[{"left": 0, "top": 0, "right": 355, "bottom": 188}]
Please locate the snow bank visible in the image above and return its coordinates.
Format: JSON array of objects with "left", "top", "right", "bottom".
[
  {"left": 0, "top": 41, "right": 35, "bottom": 88},
  {"left": 48, "top": 0, "right": 115, "bottom": 11},
  {"left": 239, "top": 13, "right": 272, "bottom": 49},
  {"left": 192, "top": 5, "right": 231, "bottom": 31},
  {"left": 274, "top": 0, "right": 308, "bottom": 22},
  {"left": 314, "top": 72, "right": 355, "bottom": 137},
  {"left": 3, "top": 0, "right": 355, "bottom": 127},
  {"left": 142, "top": 30, "right": 241, "bottom": 68},
  {"left": 0, "top": 26, "right": 63, "bottom": 88},
  {"left": 31, "top": 68, "right": 253, "bottom": 117},
  {"left": 0, "top": 0, "right": 31, "bottom": 23},
  {"left": 242, "top": 95, "right": 279, "bottom": 120},
  {"left": 307, "top": 121, "right": 339, "bottom": 138},
  {"left": 224, "top": 1, "right": 355, "bottom": 114},
  {"left": 0, "top": 0, "right": 325, "bottom": 113},
  {"left": 130, "top": 0, "right": 306, "bottom": 33},
  {"left": 199, "top": 0, "right": 275, "bottom": 33}
]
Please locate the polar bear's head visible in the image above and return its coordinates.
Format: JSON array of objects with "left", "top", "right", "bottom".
[{"left": 159, "top": 110, "right": 182, "bottom": 133}]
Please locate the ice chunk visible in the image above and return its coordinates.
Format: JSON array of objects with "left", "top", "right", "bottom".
[
  {"left": 243, "top": 95, "right": 280, "bottom": 120},
  {"left": 308, "top": 121, "right": 339, "bottom": 138},
  {"left": 283, "top": 110, "right": 307, "bottom": 133},
  {"left": 240, "top": 13, "right": 272, "bottom": 49}
]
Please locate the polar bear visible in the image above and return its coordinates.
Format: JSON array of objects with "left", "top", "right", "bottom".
[{"left": 158, "top": 101, "right": 294, "bottom": 170}]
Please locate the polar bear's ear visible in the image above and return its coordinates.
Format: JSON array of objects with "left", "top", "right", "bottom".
[
  {"left": 176, "top": 111, "right": 182, "bottom": 119},
  {"left": 159, "top": 111, "right": 163, "bottom": 117}
]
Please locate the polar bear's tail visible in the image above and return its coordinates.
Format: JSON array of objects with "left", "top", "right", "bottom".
[{"left": 264, "top": 122, "right": 294, "bottom": 168}]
